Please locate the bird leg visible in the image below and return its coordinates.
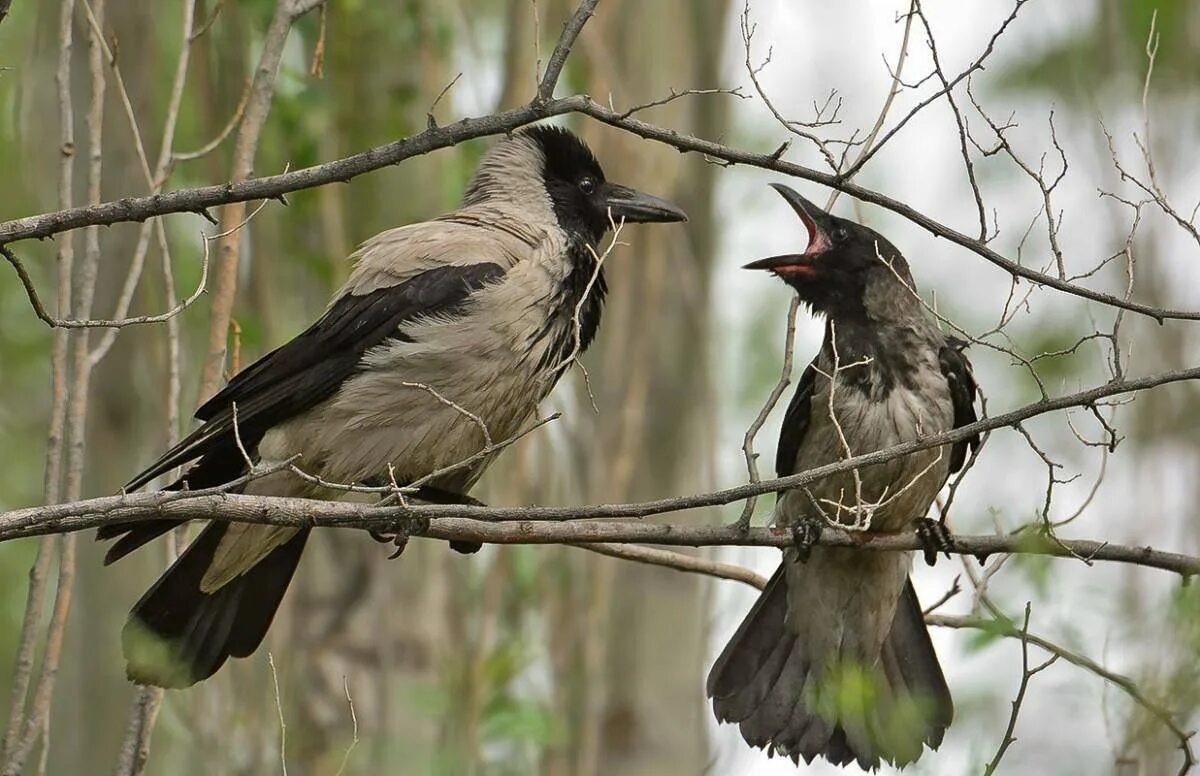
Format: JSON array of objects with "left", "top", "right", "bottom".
[
  {"left": 788, "top": 515, "right": 824, "bottom": 564},
  {"left": 367, "top": 482, "right": 487, "bottom": 557},
  {"left": 914, "top": 517, "right": 954, "bottom": 566}
]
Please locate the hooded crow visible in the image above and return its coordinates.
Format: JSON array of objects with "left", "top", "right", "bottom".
[
  {"left": 103, "top": 125, "right": 687, "bottom": 688},
  {"left": 707, "top": 184, "right": 979, "bottom": 770}
]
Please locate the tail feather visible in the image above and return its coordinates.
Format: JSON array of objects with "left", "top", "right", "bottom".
[
  {"left": 122, "top": 523, "right": 309, "bottom": 688},
  {"left": 707, "top": 565, "right": 789, "bottom": 700},
  {"left": 98, "top": 519, "right": 186, "bottom": 564},
  {"left": 737, "top": 639, "right": 809, "bottom": 746},
  {"left": 713, "top": 631, "right": 797, "bottom": 724},
  {"left": 882, "top": 580, "right": 954, "bottom": 744},
  {"left": 707, "top": 561, "right": 952, "bottom": 771}
]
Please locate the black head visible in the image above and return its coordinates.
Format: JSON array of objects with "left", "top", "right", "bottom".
[
  {"left": 744, "top": 183, "right": 915, "bottom": 319},
  {"left": 521, "top": 125, "right": 688, "bottom": 242}
]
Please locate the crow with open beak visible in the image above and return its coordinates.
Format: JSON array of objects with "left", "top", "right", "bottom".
[
  {"left": 707, "top": 184, "right": 979, "bottom": 770},
  {"left": 102, "top": 125, "right": 686, "bottom": 688}
]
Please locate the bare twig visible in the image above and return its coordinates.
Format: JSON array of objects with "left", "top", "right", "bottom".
[
  {"left": 426, "top": 72, "right": 463, "bottom": 128},
  {"left": 736, "top": 295, "right": 800, "bottom": 528},
  {"left": 537, "top": 0, "right": 599, "bottom": 100},
  {"left": 932, "top": 613, "right": 1195, "bottom": 774},
  {"left": 828, "top": 0, "right": 917, "bottom": 209},
  {"left": 333, "top": 678, "right": 359, "bottom": 776},
  {"left": 171, "top": 80, "right": 251, "bottom": 162},
  {"left": 982, "top": 603, "right": 1057, "bottom": 774},
  {"left": 839, "top": 0, "right": 1031, "bottom": 178},
  {"left": 575, "top": 543, "right": 769, "bottom": 590},
  {"left": 268, "top": 653, "right": 288, "bottom": 776},
  {"left": 617, "top": 86, "right": 748, "bottom": 120}
]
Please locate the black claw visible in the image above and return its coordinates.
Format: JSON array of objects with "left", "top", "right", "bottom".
[
  {"left": 789, "top": 517, "right": 822, "bottom": 563},
  {"left": 369, "top": 516, "right": 430, "bottom": 560},
  {"left": 915, "top": 518, "right": 954, "bottom": 566}
]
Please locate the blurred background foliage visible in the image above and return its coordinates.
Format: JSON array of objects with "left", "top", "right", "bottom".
[{"left": 0, "top": 0, "right": 1199, "bottom": 774}]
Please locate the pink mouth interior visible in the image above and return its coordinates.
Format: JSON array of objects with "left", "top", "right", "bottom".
[
  {"left": 795, "top": 207, "right": 830, "bottom": 256},
  {"left": 768, "top": 205, "right": 828, "bottom": 277}
]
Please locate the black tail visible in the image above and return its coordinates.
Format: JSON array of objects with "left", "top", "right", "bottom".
[
  {"left": 707, "top": 565, "right": 952, "bottom": 771},
  {"left": 122, "top": 523, "right": 310, "bottom": 688},
  {"left": 98, "top": 519, "right": 186, "bottom": 564}
]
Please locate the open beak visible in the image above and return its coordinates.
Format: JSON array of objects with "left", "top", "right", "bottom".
[
  {"left": 743, "top": 183, "right": 831, "bottom": 273},
  {"left": 600, "top": 182, "right": 688, "bottom": 224}
]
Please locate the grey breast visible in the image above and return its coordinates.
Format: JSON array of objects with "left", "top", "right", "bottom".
[{"left": 778, "top": 327, "right": 955, "bottom": 534}]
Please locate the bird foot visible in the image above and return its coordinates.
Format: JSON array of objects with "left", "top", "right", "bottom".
[
  {"left": 408, "top": 486, "right": 485, "bottom": 554},
  {"left": 369, "top": 516, "right": 430, "bottom": 559},
  {"left": 915, "top": 518, "right": 954, "bottom": 566},
  {"left": 789, "top": 516, "right": 823, "bottom": 564}
]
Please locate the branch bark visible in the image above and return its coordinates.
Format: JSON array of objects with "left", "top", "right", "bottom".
[
  {"left": 0, "top": 494, "right": 1195, "bottom": 576},
  {"left": 5, "top": 97, "right": 1199, "bottom": 324}
]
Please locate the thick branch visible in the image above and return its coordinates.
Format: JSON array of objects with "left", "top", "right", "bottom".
[
  {"left": 1, "top": 364, "right": 1198, "bottom": 571},
  {"left": 4, "top": 96, "right": 1199, "bottom": 322},
  {"left": 1, "top": 495, "right": 1196, "bottom": 576}
]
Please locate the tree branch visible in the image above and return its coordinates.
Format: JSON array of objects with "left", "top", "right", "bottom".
[
  {"left": 0, "top": 495, "right": 1195, "bottom": 576},
  {"left": 3, "top": 91, "right": 1195, "bottom": 323},
  {"left": 537, "top": 0, "right": 599, "bottom": 100}
]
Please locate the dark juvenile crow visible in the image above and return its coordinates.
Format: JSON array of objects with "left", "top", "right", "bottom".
[
  {"left": 707, "top": 184, "right": 979, "bottom": 770},
  {"left": 103, "top": 125, "right": 686, "bottom": 688}
]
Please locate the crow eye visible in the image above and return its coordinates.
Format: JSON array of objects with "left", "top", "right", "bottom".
[
  {"left": 578, "top": 177, "right": 596, "bottom": 194},
  {"left": 833, "top": 227, "right": 849, "bottom": 242}
]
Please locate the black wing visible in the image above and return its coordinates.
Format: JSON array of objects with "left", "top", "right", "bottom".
[
  {"left": 938, "top": 336, "right": 980, "bottom": 473},
  {"left": 126, "top": 262, "right": 506, "bottom": 492},
  {"left": 775, "top": 360, "right": 818, "bottom": 478}
]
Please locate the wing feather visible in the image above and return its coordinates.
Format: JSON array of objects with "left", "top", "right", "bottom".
[
  {"left": 125, "top": 262, "right": 506, "bottom": 492},
  {"left": 938, "top": 336, "right": 980, "bottom": 474}
]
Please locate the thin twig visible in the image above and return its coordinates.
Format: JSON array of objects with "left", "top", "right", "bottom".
[
  {"left": 268, "top": 653, "right": 288, "bottom": 776},
  {"left": 575, "top": 543, "right": 769, "bottom": 590},
  {"left": 536, "top": 0, "right": 599, "bottom": 100},
  {"left": 982, "top": 603, "right": 1057, "bottom": 774},
  {"left": 736, "top": 295, "right": 800, "bottom": 528},
  {"left": 932, "top": 612, "right": 1195, "bottom": 774},
  {"left": 333, "top": 677, "right": 359, "bottom": 776}
]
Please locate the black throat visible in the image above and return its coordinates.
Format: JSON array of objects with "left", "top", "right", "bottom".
[
  {"left": 536, "top": 234, "right": 608, "bottom": 372},
  {"left": 821, "top": 315, "right": 918, "bottom": 398}
]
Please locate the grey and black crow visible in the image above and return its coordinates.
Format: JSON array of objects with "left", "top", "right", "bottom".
[
  {"left": 102, "top": 125, "right": 686, "bottom": 688},
  {"left": 707, "top": 184, "right": 979, "bottom": 770}
]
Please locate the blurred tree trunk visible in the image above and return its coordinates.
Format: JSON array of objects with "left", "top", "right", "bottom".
[{"left": 535, "top": 2, "right": 734, "bottom": 774}]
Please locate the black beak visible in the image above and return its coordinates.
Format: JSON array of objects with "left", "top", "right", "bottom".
[
  {"left": 743, "top": 183, "right": 832, "bottom": 272},
  {"left": 599, "top": 182, "right": 688, "bottom": 224}
]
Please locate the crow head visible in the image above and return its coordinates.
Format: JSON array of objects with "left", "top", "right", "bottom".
[
  {"left": 745, "top": 183, "right": 917, "bottom": 321},
  {"left": 462, "top": 124, "right": 687, "bottom": 244}
]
